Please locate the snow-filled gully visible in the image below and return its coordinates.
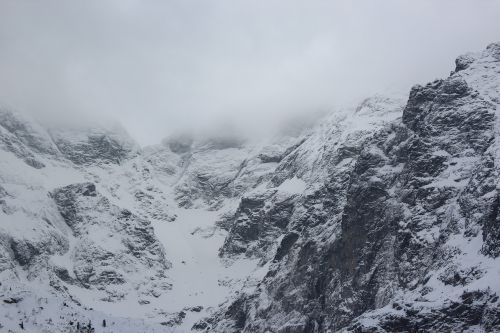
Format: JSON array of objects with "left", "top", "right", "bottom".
[{"left": 151, "top": 207, "right": 262, "bottom": 331}]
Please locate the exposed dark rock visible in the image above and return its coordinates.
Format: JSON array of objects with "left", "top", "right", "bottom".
[
  {"left": 0, "top": 109, "right": 59, "bottom": 156},
  {"left": 350, "top": 290, "right": 500, "bottom": 333},
  {"left": 10, "top": 239, "right": 41, "bottom": 266},
  {"left": 455, "top": 54, "right": 475, "bottom": 72},
  {"left": 192, "top": 320, "right": 209, "bottom": 330},
  {"left": 184, "top": 305, "right": 204, "bottom": 312},
  {"left": 0, "top": 127, "right": 46, "bottom": 168},
  {"left": 50, "top": 127, "right": 136, "bottom": 165},
  {"left": 209, "top": 43, "right": 500, "bottom": 333},
  {"left": 1, "top": 43, "right": 499, "bottom": 333},
  {"left": 439, "top": 266, "right": 484, "bottom": 286},
  {"left": 220, "top": 189, "right": 296, "bottom": 259},
  {"left": 51, "top": 182, "right": 171, "bottom": 297},
  {"left": 161, "top": 311, "right": 187, "bottom": 327},
  {"left": 3, "top": 297, "right": 22, "bottom": 304},
  {"left": 487, "top": 42, "right": 500, "bottom": 60},
  {"left": 258, "top": 152, "right": 283, "bottom": 163},
  {"left": 274, "top": 232, "right": 299, "bottom": 262},
  {"left": 481, "top": 191, "right": 500, "bottom": 257}
]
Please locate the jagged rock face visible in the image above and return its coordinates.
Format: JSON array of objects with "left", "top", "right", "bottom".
[
  {"left": 0, "top": 110, "right": 60, "bottom": 157},
  {"left": 173, "top": 142, "right": 250, "bottom": 208},
  {"left": 219, "top": 95, "right": 405, "bottom": 263},
  {"left": 141, "top": 133, "right": 300, "bottom": 210},
  {"left": 219, "top": 188, "right": 295, "bottom": 260},
  {"left": 0, "top": 111, "right": 53, "bottom": 169},
  {"left": 0, "top": 158, "right": 70, "bottom": 274},
  {"left": 0, "top": 111, "right": 177, "bottom": 330},
  {"left": 1, "top": 43, "right": 500, "bottom": 333},
  {"left": 51, "top": 182, "right": 171, "bottom": 299},
  {"left": 173, "top": 135, "right": 302, "bottom": 209},
  {"left": 347, "top": 290, "right": 500, "bottom": 332},
  {"left": 49, "top": 125, "right": 137, "bottom": 165},
  {"left": 208, "top": 44, "right": 500, "bottom": 332}
]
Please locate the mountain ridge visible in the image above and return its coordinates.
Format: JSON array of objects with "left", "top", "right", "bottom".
[{"left": 0, "top": 43, "right": 499, "bottom": 332}]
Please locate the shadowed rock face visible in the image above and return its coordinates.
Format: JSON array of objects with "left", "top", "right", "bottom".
[
  {"left": 205, "top": 44, "right": 500, "bottom": 332},
  {"left": 0, "top": 111, "right": 51, "bottom": 169},
  {"left": 1, "top": 43, "right": 500, "bottom": 333},
  {"left": 52, "top": 182, "right": 171, "bottom": 299},
  {"left": 348, "top": 290, "right": 500, "bottom": 333},
  {"left": 172, "top": 134, "right": 303, "bottom": 210},
  {"left": 50, "top": 131, "right": 135, "bottom": 165},
  {"left": 0, "top": 110, "right": 140, "bottom": 168},
  {"left": 0, "top": 110, "right": 60, "bottom": 156}
]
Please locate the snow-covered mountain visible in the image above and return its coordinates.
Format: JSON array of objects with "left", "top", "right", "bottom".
[{"left": 1, "top": 43, "right": 499, "bottom": 332}]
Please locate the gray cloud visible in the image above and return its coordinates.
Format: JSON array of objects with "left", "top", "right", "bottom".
[{"left": 1, "top": 0, "right": 499, "bottom": 144}]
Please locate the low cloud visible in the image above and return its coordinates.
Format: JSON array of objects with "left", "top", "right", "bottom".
[{"left": 1, "top": 0, "right": 499, "bottom": 144}]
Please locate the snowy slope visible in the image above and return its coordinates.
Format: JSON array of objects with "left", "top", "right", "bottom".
[
  {"left": 207, "top": 43, "right": 500, "bottom": 333},
  {"left": 0, "top": 108, "right": 299, "bottom": 332},
  {"left": 1, "top": 42, "right": 500, "bottom": 333}
]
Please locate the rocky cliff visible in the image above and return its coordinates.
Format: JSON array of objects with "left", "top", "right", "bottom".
[
  {"left": 204, "top": 43, "right": 500, "bottom": 332},
  {"left": 0, "top": 43, "right": 499, "bottom": 332}
]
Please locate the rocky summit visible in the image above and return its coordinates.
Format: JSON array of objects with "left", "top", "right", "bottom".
[{"left": 0, "top": 43, "right": 499, "bottom": 332}]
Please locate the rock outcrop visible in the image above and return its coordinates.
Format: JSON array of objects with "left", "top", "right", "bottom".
[
  {"left": 205, "top": 43, "right": 500, "bottom": 333},
  {"left": 1, "top": 43, "right": 499, "bottom": 333},
  {"left": 52, "top": 182, "right": 171, "bottom": 299}
]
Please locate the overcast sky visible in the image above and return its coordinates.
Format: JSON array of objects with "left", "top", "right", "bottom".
[{"left": 1, "top": 0, "right": 499, "bottom": 145}]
